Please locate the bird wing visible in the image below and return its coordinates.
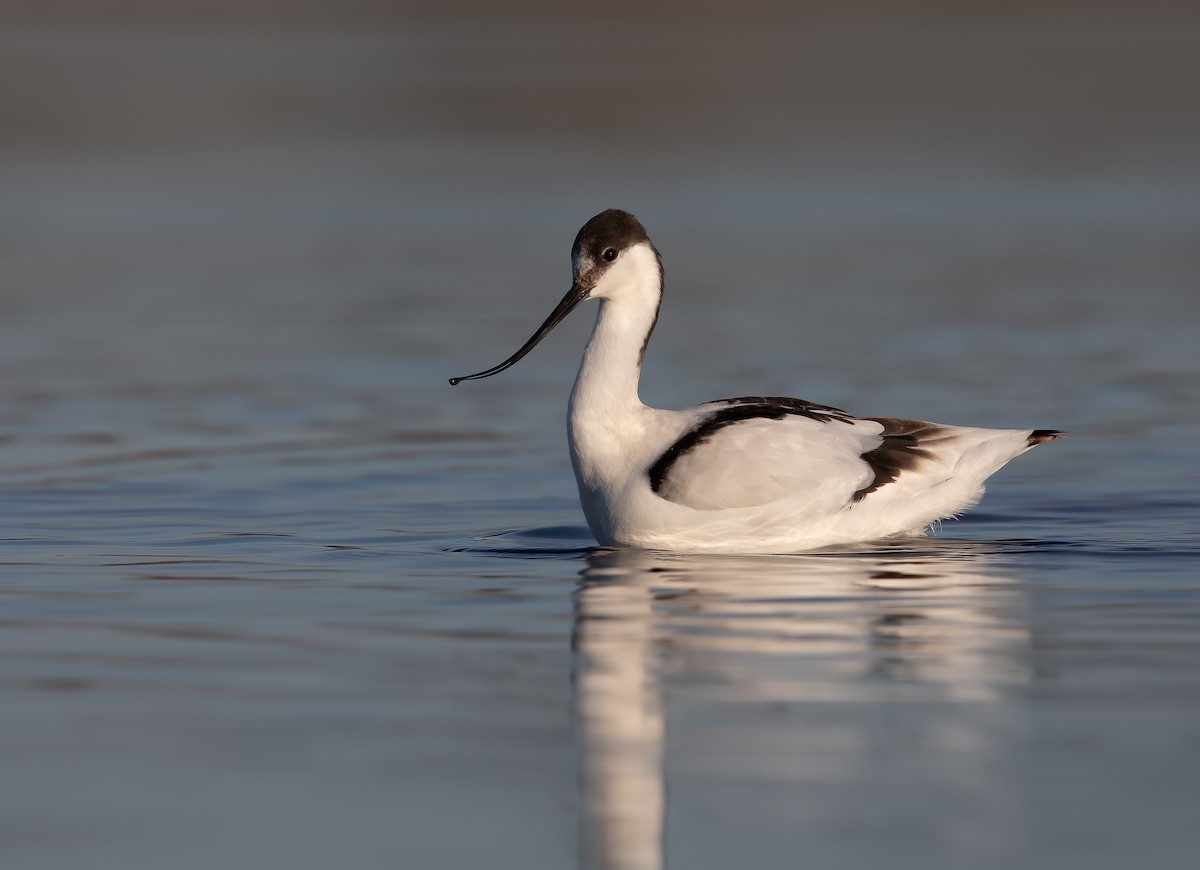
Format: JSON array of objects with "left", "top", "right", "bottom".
[
  {"left": 650, "top": 398, "right": 888, "bottom": 511},
  {"left": 651, "top": 397, "right": 1036, "bottom": 515}
]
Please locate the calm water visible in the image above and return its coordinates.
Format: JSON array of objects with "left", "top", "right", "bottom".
[{"left": 3, "top": 7, "right": 1200, "bottom": 869}]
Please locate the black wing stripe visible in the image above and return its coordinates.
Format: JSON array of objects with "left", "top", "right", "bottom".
[{"left": 851, "top": 417, "right": 949, "bottom": 502}]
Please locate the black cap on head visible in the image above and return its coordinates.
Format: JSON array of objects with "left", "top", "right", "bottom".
[{"left": 571, "top": 209, "right": 651, "bottom": 264}]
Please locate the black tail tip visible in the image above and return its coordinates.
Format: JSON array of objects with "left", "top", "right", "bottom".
[{"left": 1028, "top": 429, "right": 1065, "bottom": 446}]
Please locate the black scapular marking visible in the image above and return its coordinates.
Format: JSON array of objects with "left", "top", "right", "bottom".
[{"left": 647, "top": 397, "right": 854, "bottom": 494}]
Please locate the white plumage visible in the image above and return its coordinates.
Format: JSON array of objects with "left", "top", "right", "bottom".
[{"left": 452, "top": 209, "right": 1061, "bottom": 554}]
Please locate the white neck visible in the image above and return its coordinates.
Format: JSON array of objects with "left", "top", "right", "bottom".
[{"left": 568, "top": 245, "right": 662, "bottom": 491}]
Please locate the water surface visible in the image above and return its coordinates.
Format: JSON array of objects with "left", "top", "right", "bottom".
[{"left": 2, "top": 6, "right": 1199, "bottom": 869}]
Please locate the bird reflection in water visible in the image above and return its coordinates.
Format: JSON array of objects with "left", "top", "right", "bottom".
[{"left": 572, "top": 544, "right": 1031, "bottom": 870}]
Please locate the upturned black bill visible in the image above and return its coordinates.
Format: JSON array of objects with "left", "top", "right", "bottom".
[{"left": 449, "top": 284, "right": 588, "bottom": 385}]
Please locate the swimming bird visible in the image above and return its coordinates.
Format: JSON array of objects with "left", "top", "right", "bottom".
[{"left": 451, "top": 209, "right": 1062, "bottom": 554}]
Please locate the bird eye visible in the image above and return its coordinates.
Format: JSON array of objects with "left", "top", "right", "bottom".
[{"left": 602, "top": 247, "right": 617, "bottom": 262}]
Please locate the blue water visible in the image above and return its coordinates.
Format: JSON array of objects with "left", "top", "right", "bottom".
[{"left": 3, "top": 8, "right": 1200, "bottom": 869}]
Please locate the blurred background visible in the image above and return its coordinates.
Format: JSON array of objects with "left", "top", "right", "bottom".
[
  {"left": 1, "top": 2, "right": 1199, "bottom": 869},
  {"left": 3, "top": 1, "right": 1197, "bottom": 406}
]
